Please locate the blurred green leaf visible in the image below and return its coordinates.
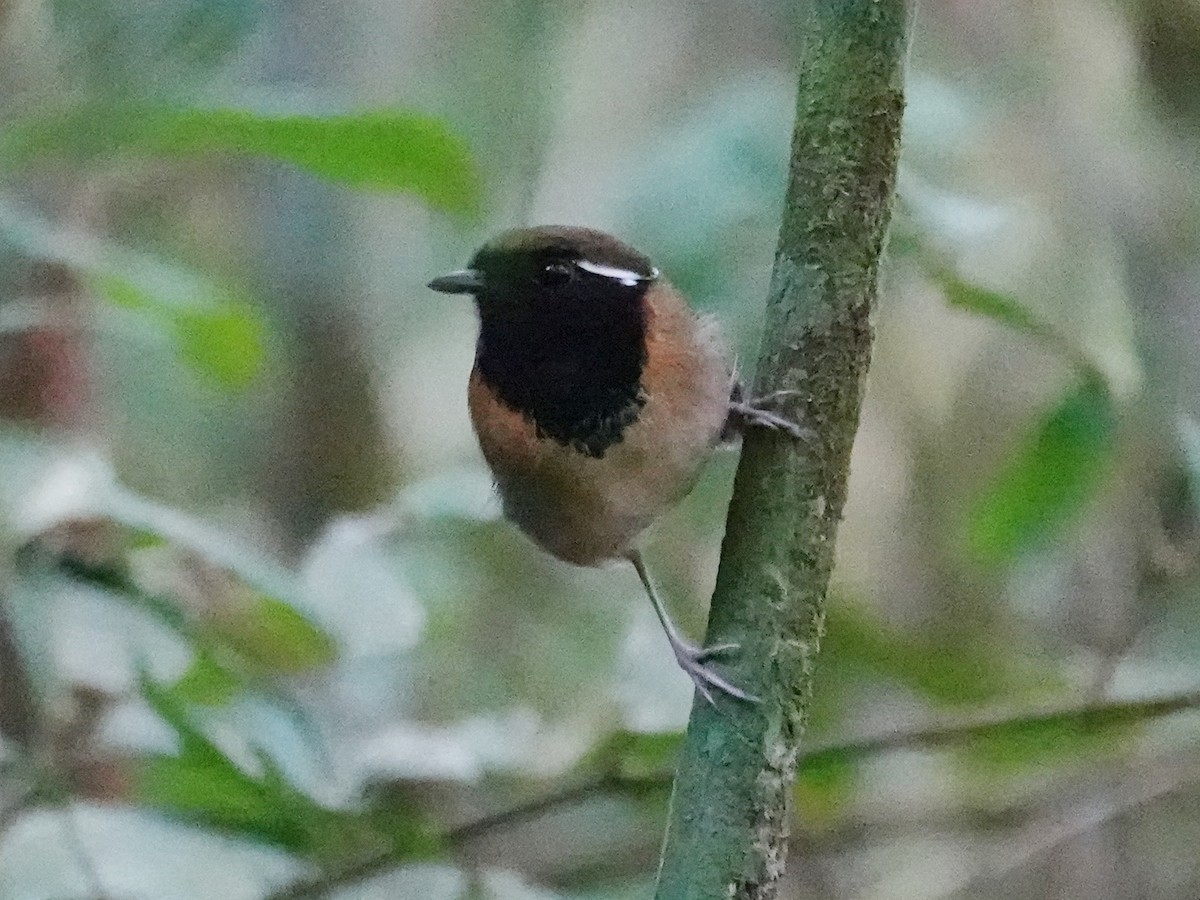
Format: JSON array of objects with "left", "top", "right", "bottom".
[
  {"left": 155, "top": 108, "right": 482, "bottom": 214},
  {"left": 935, "top": 270, "right": 1106, "bottom": 381},
  {"left": 54, "top": 552, "right": 329, "bottom": 746},
  {"left": 91, "top": 271, "right": 150, "bottom": 310},
  {"left": 959, "top": 709, "right": 1131, "bottom": 773},
  {"left": 1, "top": 105, "right": 482, "bottom": 216},
  {"left": 624, "top": 73, "right": 790, "bottom": 324},
  {"left": 794, "top": 752, "right": 857, "bottom": 826},
  {"left": 51, "top": 0, "right": 263, "bottom": 91},
  {"left": 823, "top": 602, "right": 1013, "bottom": 706},
  {"left": 139, "top": 751, "right": 309, "bottom": 846},
  {"left": 173, "top": 303, "right": 265, "bottom": 389},
  {"left": 0, "top": 201, "right": 268, "bottom": 389},
  {"left": 967, "top": 376, "right": 1117, "bottom": 566},
  {"left": 214, "top": 596, "right": 337, "bottom": 674},
  {"left": 172, "top": 649, "right": 242, "bottom": 706},
  {"left": 1177, "top": 415, "right": 1200, "bottom": 520},
  {"left": 96, "top": 482, "right": 299, "bottom": 605},
  {"left": 583, "top": 730, "right": 683, "bottom": 781},
  {"left": 137, "top": 673, "right": 328, "bottom": 850},
  {"left": 477, "top": 869, "right": 571, "bottom": 900},
  {"left": 92, "top": 272, "right": 266, "bottom": 388},
  {"left": 938, "top": 272, "right": 1049, "bottom": 339},
  {"left": 835, "top": 694, "right": 1200, "bottom": 773},
  {"left": 15, "top": 454, "right": 332, "bottom": 674},
  {"left": 138, "top": 673, "right": 440, "bottom": 866}
]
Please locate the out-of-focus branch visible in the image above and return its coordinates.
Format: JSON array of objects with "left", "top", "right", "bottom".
[
  {"left": 262, "top": 687, "right": 1200, "bottom": 899},
  {"left": 454, "top": 689, "right": 1200, "bottom": 844},
  {"left": 0, "top": 599, "right": 38, "bottom": 751},
  {"left": 863, "top": 759, "right": 1200, "bottom": 900}
]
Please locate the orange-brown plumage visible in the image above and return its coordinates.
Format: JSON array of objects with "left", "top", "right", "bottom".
[{"left": 467, "top": 279, "right": 729, "bottom": 565}]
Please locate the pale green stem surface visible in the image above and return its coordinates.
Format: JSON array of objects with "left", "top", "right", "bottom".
[{"left": 654, "top": 2, "right": 910, "bottom": 898}]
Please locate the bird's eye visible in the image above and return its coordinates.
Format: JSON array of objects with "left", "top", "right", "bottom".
[{"left": 537, "top": 262, "right": 573, "bottom": 287}]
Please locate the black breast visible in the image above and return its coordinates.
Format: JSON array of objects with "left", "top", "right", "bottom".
[{"left": 474, "top": 284, "right": 648, "bottom": 458}]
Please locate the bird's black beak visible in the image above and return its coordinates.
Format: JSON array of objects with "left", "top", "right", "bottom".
[{"left": 427, "top": 269, "right": 483, "bottom": 295}]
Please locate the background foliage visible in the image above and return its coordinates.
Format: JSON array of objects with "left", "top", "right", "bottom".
[{"left": 1, "top": 1, "right": 1199, "bottom": 898}]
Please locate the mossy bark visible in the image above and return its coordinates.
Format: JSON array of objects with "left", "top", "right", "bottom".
[{"left": 654, "top": 3, "right": 910, "bottom": 898}]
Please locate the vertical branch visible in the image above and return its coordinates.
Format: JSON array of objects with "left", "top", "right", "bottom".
[{"left": 655, "top": 3, "right": 909, "bottom": 898}]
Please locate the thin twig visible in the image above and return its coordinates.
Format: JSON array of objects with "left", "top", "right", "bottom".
[
  {"left": 446, "top": 777, "right": 628, "bottom": 846},
  {"left": 509, "top": 690, "right": 1198, "bottom": 848},
  {"left": 857, "top": 759, "right": 1200, "bottom": 900},
  {"left": 263, "top": 688, "right": 1200, "bottom": 900},
  {"left": 0, "top": 595, "right": 39, "bottom": 750},
  {"left": 456, "top": 688, "right": 1200, "bottom": 844},
  {"left": 264, "top": 854, "right": 397, "bottom": 900},
  {"left": 62, "top": 804, "right": 116, "bottom": 900},
  {"left": 800, "top": 689, "right": 1200, "bottom": 762}
]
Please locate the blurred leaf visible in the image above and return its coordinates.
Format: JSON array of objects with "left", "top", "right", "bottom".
[
  {"left": 582, "top": 730, "right": 682, "bottom": 781},
  {"left": 560, "top": 885, "right": 655, "bottom": 900},
  {"left": 136, "top": 673, "right": 328, "bottom": 850},
  {"left": 478, "top": 868, "right": 570, "bottom": 900},
  {"left": 949, "top": 694, "right": 1199, "bottom": 774},
  {"left": 213, "top": 596, "right": 336, "bottom": 674},
  {"left": 155, "top": 108, "right": 482, "bottom": 214},
  {"left": 12, "top": 450, "right": 330, "bottom": 677},
  {"left": 823, "top": 602, "right": 1014, "bottom": 706},
  {"left": 1177, "top": 414, "right": 1200, "bottom": 520},
  {"left": 91, "top": 271, "right": 150, "bottom": 310},
  {"left": 301, "top": 513, "right": 426, "bottom": 657},
  {"left": 794, "top": 752, "right": 857, "bottom": 826},
  {"left": 51, "top": 0, "right": 263, "bottom": 92},
  {"left": 1, "top": 105, "right": 482, "bottom": 216},
  {"left": 173, "top": 303, "right": 265, "bottom": 389},
  {"left": 101, "top": 484, "right": 298, "bottom": 606},
  {"left": 938, "top": 272, "right": 1050, "bottom": 339},
  {"left": 935, "top": 270, "right": 1106, "bottom": 381},
  {"left": 139, "top": 751, "right": 309, "bottom": 847},
  {"left": 0, "top": 804, "right": 303, "bottom": 900},
  {"left": 959, "top": 710, "right": 1131, "bottom": 773},
  {"left": 92, "top": 272, "right": 266, "bottom": 388},
  {"left": 967, "top": 376, "right": 1117, "bottom": 566},
  {"left": 322, "top": 863, "right": 466, "bottom": 900},
  {"left": 137, "top": 673, "right": 440, "bottom": 866},
  {"left": 819, "top": 694, "right": 1200, "bottom": 773},
  {"left": 49, "top": 548, "right": 332, "bottom": 778},
  {"left": 171, "top": 649, "right": 241, "bottom": 706},
  {"left": 395, "top": 471, "right": 503, "bottom": 524},
  {"left": 0, "top": 201, "right": 267, "bottom": 389},
  {"left": 624, "top": 73, "right": 791, "bottom": 322}
]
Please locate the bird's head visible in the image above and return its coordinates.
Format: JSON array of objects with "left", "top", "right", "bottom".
[
  {"left": 427, "top": 226, "right": 659, "bottom": 316},
  {"left": 428, "top": 226, "right": 663, "bottom": 456}
]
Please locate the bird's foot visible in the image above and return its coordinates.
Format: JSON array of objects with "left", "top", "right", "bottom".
[
  {"left": 670, "top": 637, "right": 760, "bottom": 706},
  {"left": 726, "top": 390, "right": 813, "bottom": 443}
]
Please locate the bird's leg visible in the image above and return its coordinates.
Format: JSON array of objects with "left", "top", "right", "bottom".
[
  {"left": 627, "top": 549, "right": 758, "bottom": 705},
  {"left": 723, "top": 379, "right": 813, "bottom": 442}
]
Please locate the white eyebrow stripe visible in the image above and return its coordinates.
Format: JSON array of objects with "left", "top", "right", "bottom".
[{"left": 577, "top": 259, "right": 657, "bottom": 286}]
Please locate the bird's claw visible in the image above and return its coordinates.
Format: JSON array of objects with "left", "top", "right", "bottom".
[
  {"left": 672, "top": 639, "right": 760, "bottom": 705},
  {"left": 756, "top": 389, "right": 804, "bottom": 404},
  {"left": 695, "top": 641, "right": 739, "bottom": 660},
  {"left": 728, "top": 400, "right": 814, "bottom": 443}
]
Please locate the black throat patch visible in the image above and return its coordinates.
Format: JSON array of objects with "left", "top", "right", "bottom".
[{"left": 475, "top": 286, "right": 649, "bottom": 458}]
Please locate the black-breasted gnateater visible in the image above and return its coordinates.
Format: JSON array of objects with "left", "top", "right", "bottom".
[{"left": 429, "top": 226, "right": 805, "bottom": 703}]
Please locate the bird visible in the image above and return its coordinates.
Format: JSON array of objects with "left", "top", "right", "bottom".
[{"left": 428, "top": 226, "right": 805, "bottom": 704}]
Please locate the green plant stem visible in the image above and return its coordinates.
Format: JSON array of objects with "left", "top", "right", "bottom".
[{"left": 654, "top": 3, "right": 909, "bottom": 897}]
